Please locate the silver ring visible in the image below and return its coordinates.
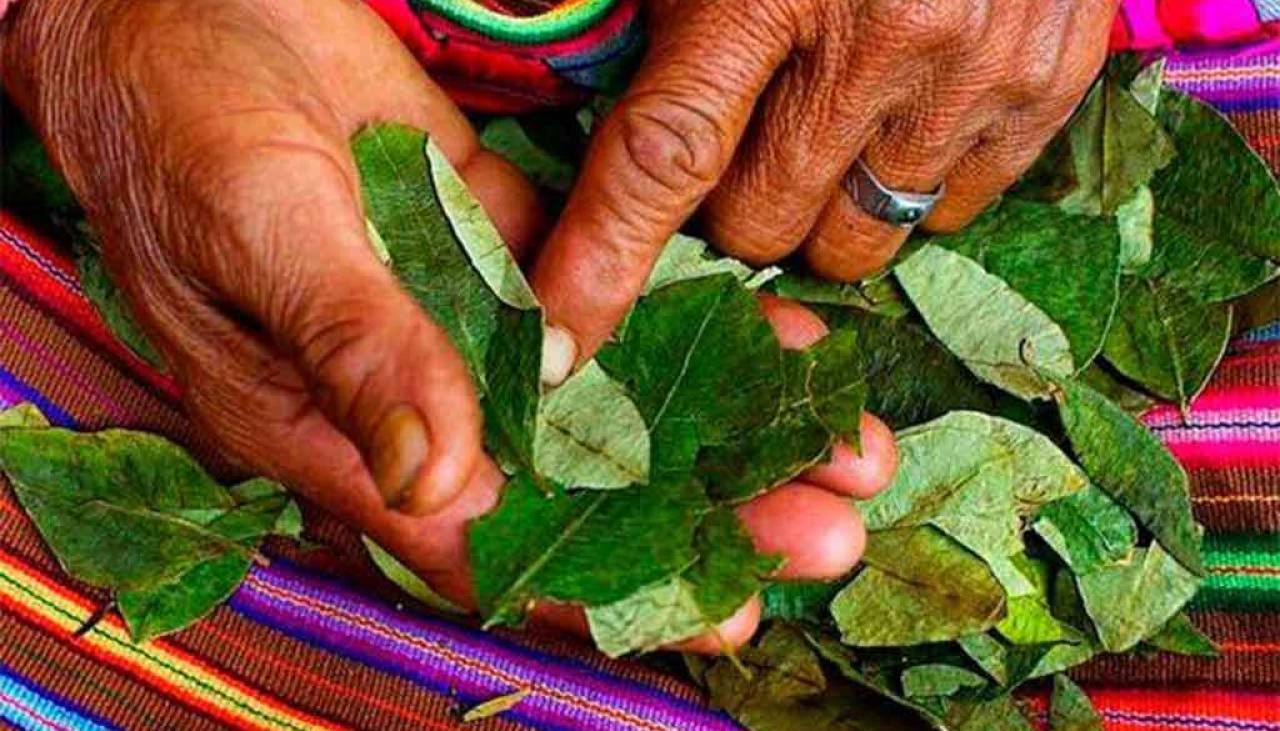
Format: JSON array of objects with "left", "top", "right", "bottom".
[{"left": 842, "top": 158, "right": 944, "bottom": 229}]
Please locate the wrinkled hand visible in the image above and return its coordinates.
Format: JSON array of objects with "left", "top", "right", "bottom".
[
  {"left": 2, "top": 0, "right": 548, "bottom": 515},
  {"left": 533, "top": 0, "right": 1117, "bottom": 353},
  {"left": 1, "top": 0, "right": 900, "bottom": 652}
]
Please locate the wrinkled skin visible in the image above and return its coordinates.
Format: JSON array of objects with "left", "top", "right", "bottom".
[
  {"left": 0, "top": 0, "right": 901, "bottom": 651},
  {"left": 534, "top": 0, "right": 1119, "bottom": 352}
]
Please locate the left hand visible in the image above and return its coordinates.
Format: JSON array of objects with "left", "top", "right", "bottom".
[{"left": 532, "top": 0, "right": 1117, "bottom": 354}]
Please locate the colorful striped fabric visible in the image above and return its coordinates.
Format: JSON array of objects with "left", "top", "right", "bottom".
[
  {"left": 363, "top": 0, "right": 643, "bottom": 112},
  {"left": 3, "top": 29, "right": 1280, "bottom": 731},
  {"left": 365, "top": 0, "right": 1280, "bottom": 112}
]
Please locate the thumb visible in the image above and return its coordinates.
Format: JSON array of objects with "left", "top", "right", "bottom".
[
  {"left": 197, "top": 145, "right": 483, "bottom": 516},
  {"left": 529, "top": 5, "right": 790, "bottom": 355}
]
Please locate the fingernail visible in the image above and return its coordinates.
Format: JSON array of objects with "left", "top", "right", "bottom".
[
  {"left": 540, "top": 325, "right": 578, "bottom": 387},
  {"left": 371, "top": 405, "right": 429, "bottom": 509}
]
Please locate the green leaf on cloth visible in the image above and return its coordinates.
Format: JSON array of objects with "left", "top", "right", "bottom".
[
  {"left": 1102, "top": 275, "right": 1232, "bottom": 407},
  {"left": 1143, "top": 612, "right": 1219, "bottom": 657},
  {"left": 1076, "top": 545, "right": 1201, "bottom": 652},
  {"left": 363, "top": 536, "right": 465, "bottom": 615},
  {"left": 1055, "top": 378, "right": 1203, "bottom": 574},
  {"left": 1140, "top": 89, "right": 1280, "bottom": 295},
  {"left": 118, "top": 480, "right": 297, "bottom": 641},
  {"left": 1, "top": 426, "right": 244, "bottom": 592},
  {"left": 1049, "top": 675, "right": 1103, "bottom": 731}
]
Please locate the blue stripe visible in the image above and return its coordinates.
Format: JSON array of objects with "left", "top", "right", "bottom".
[
  {"left": 0, "top": 665, "right": 116, "bottom": 731},
  {"left": 0, "top": 367, "right": 74, "bottom": 428},
  {"left": 1242, "top": 321, "right": 1280, "bottom": 345}
]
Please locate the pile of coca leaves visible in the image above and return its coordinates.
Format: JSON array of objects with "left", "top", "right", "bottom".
[{"left": 3, "top": 56, "right": 1278, "bottom": 729}]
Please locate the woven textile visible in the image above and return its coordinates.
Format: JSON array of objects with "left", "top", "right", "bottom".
[
  {"left": 362, "top": 0, "right": 1280, "bottom": 112},
  {"left": 2, "top": 31, "right": 1280, "bottom": 731}
]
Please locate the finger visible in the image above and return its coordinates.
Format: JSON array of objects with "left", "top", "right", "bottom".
[
  {"left": 701, "top": 40, "right": 895, "bottom": 265},
  {"left": 802, "top": 413, "right": 899, "bottom": 499},
  {"left": 170, "top": 308, "right": 501, "bottom": 607},
  {"left": 757, "top": 294, "right": 830, "bottom": 350},
  {"left": 672, "top": 599, "right": 762, "bottom": 655},
  {"left": 756, "top": 295, "right": 899, "bottom": 497},
  {"left": 736, "top": 483, "right": 867, "bottom": 581},
  {"left": 181, "top": 137, "right": 482, "bottom": 517},
  {"left": 530, "top": 5, "right": 796, "bottom": 355},
  {"left": 920, "top": 120, "right": 1052, "bottom": 233},
  {"left": 803, "top": 102, "right": 990, "bottom": 281}
]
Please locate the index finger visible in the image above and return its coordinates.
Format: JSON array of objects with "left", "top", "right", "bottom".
[{"left": 530, "top": 5, "right": 794, "bottom": 354}]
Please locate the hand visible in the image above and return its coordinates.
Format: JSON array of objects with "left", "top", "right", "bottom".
[
  {"left": 532, "top": 0, "right": 1117, "bottom": 353},
  {"left": 1, "top": 0, "right": 545, "bottom": 515},
  {"left": 2, "top": 0, "right": 899, "bottom": 653},
  {"left": 361, "top": 294, "right": 901, "bottom": 653}
]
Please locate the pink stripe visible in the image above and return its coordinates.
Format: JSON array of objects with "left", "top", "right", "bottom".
[
  {"left": 0, "top": 688, "right": 77, "bottom": 731},
  {"left": 1165, "top": 439, "right": 1280, "bottom": 468},
  {"left": 1144, "top": 383, "right": 1280, "bottom": 424},
  {"left": 0, "top": 321, "right": 129, "bottom": 421}
]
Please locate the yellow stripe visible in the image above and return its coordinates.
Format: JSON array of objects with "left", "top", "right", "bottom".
[{"left": 0, "top": 553, "right": 340, "bottom": 731}]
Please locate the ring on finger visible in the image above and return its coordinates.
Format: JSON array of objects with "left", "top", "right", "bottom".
[{"left": 841, "top": 157, "right": 945, "bottom": 229}]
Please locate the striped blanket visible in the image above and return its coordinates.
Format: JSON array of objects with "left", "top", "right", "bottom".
[{"left": 2, "top": 14, "right": 1280, "bottom": 731}]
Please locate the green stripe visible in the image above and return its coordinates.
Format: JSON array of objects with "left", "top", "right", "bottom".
[
  {"left": 1203, "top": 532, "right": 1280, "bottom": 564},
  {"left": 410, "top": 0, "right": 619, "bottom": 44},
  {"left": 1193, "top": 533, "right": 1280, "bottom": 611}
]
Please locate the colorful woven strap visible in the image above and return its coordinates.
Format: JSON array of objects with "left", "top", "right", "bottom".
[
  {"left": 409, "top": 0, "right": 618, "bottom": 44},
  {"left": 365, "top": 0, "right": 642, "bottom": 112}
]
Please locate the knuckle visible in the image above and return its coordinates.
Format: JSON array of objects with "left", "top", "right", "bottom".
[
  {"left": 616, "top": 92, "right": 731, "bottom": 197},
  {"left": 868, "top": 0, "right": 988, "bottom": 47},
  {"left": 292, "top": 305, "right": 386, "bottom": 423}
]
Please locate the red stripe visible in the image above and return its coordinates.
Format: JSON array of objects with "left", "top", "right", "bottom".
[
  {"left": 0, "top": 213, "right": 180, "bottom": 401},
  {"left": 0, "top": 548, "right": 344, "bottom": 731},
  {"left": 198, "top": 622, "right": 462, "bottom": 731}
]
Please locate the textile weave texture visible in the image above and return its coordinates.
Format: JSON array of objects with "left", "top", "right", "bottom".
[
  {"left": 361, "top": 0, "right": 1280, "bottom": 112},
  {"left": 2, "top": 24, "right": 1280, "bottom": 731}
]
